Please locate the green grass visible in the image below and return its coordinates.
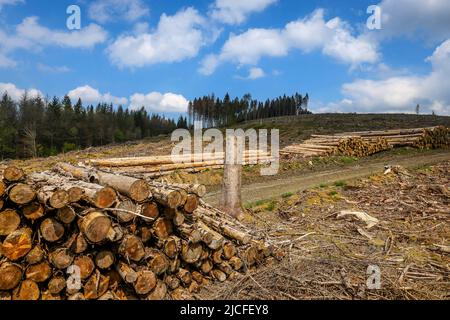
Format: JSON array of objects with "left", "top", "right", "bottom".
[
  {"left": 338, "top": 156, "right": 358, "bottom": 164},
  {"left": 319, "top": 183, "right": 328, "bottom": 188},
  {"left": 281, "top": 192, "right": 294, "bottom": 198},
  {"left": 328, "top": 190, "right": 338, "bottom": 196},
  {"left": 245, "top": 198, "right": 271, "bottom": 208},
  {"left": 265, "top": 201, "right": 277, "bottom": 211},
  {"left": 334, "top": 180, "right": 347, "bottom": 187}
]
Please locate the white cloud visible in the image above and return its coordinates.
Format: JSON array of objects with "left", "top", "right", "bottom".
[
  {"left": 319, "top": 40, "right": 450, "bottom": 115},
  {"left": 0, "top": 82, "right": 42, "bottom": 101},
  {"left": 88, "top": 0, "right": 149, "bottom": 24},
  {"left": 0, "top": 52, "right": 16, "bottom": 68},
  {"left": 200, "top": 9, "right": 379, "bottom": 75},
  {"left": 37, "top": 63, "right": 71, "bottom": 73},
  {"left": 377, "top": 0, "right": 450, "bottom": 43},
  {"left": 238, "top": 67, "right": 265, "bottom": 80},
  {"left": 17, "top": 17, "right": 108, "bottom": 49},
  {"left": 0, "top": 16, "right": 107, "bottom": 68},
  {"left": 107, "top": 7, "right": 211, "bottom": 68},
  {"left": 129, "top": 92, "right": 189, "bottom": 113},
  {"left": 68, "top": 85, "right": 128, "bottom": 106},
  {"left": 0, "top": 0, "right": 23, "bottom": 10},
  {"left": 221, "top": 28, "right": 287, "bottom": 65},
  {"left": 209, "top": 0, "right": 277, "bottom": 25}
]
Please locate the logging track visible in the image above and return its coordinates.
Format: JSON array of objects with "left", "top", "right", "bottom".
[{"left": 204, "top": 150, "right": 450, "bottom": 205}]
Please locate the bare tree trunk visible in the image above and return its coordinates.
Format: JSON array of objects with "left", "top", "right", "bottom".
[{"left": 220, "top": 158, "right": 244, "bottom": 219}]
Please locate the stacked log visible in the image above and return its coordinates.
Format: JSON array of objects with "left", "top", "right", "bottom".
[
  {"left": 0, "top": 164, "right": 274, "bottom": 300},
  {"left": 86, "top": 151, "right": 275, "bottom": 179},
  {"left": 336, "top": 137, "right": 391, "bottom": 157},
  {"left": 281, "top": 126, "right": 449, "bottom": 158},
  {"left": 414, "top": 126, "right": 450, "bottom": 149}
]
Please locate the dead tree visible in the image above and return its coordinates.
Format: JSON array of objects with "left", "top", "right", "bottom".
[{"left": 220, "top": 137, "right": 244, "bottom": 219}]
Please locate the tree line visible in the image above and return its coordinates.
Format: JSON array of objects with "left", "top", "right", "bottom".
[
  {"left": 0, "top": 93, "right": 189, "bottom": 159},
  {"left": 0, "top": 91, "right": 311, "bottom": 159},
  {"left": 188, "top": 92, "right": 310, "bottom": 127}
]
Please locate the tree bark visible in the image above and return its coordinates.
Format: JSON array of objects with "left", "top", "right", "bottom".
[
  {"left": 220, "top": 162, "right": 244, "bottom": 219},
  {"left": 56, "top": 162, "right": 151, "bottom": 202}
]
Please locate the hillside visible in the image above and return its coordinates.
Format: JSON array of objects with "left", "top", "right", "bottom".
[{"left": 1, "top": 113, "right": 449, "bottom": 175}]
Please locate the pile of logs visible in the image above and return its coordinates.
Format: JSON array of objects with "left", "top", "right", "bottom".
[
  {"left": 281, "top": 126, "right": 449, "bottom": 158},
  {"left": 86, "top": 151, "right": 274, "bottom": 178},
  {"left": 414, "top": 126, "right": 450, "bottom": 149},
  {"left": 0, "top": 163, "right": 275, "bottom": 300},
  {"left": 335, "top": 137, "right": 391, "bottom": 158}
]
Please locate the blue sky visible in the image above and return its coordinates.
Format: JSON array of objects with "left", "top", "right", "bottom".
[{"left": 0, "top": 0, "right": 449, "bottom": 116}]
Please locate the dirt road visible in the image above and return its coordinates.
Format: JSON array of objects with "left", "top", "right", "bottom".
[{"left": 204, "top": 150, "right": 450, "bottom": 205}]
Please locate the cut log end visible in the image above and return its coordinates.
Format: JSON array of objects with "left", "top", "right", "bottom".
[
  {"left": 134, "top": 270, "right": 157, "bottom": 295},
  {"left": 1, "top": 228, "right": 32, "bottom": 261},
  {"left": 0, "top": 262, "right": 22, "bottom": 290},
  {"left": 25, "top": 262, "right": 52, "bottom": 283},
  {"left": 93, "top": 187, "right": 117, "bottom": 209},
  {"left": 50, "top": 248, "right": 74, "bottom": 269},
  {"left": 129, "top": 180, "right": 151, "bottom": 202},
  {"left": 49, "top": 189, "right": 70, "bottom": 209},
  {"left": 22, "top": 202, "right": 45, "bottom": 221},
  {"left": 57, "top": 206, "right": 76, "bottom": 224},
  {"left": 141, "top": 202, "right": 159, "bottom": 220},
  {"left": 0, "top": 209, "right": 21, "bottom": 236},
  {"left": 12, "top": 279, "right": 40, "bottom": 300},
  {"left": 184, "top": 194, "right": 199, "bottom": 213},
  {"left": 81, "top": 212, "right": 112, "bottom": 243},
  {"left": 3, "top": 166, "right": 25, "bottom": 182},
  {"left": 9, "top": 184, "right": 36, "bottom": 205},
  {"left": 74, "top": 256, "right": 95, "bottom": 280},
  {"left": 48, "top": 277, "right": 66, "bottom": 295},
  {"left": 95, "top": 251, "right": 115, "bottom": 270},
  {"left": 119, "top": 235, "right": 145, "bottom": 262},
  {"left": 40, "top": 218, "right": 65, "bottom": 242}
]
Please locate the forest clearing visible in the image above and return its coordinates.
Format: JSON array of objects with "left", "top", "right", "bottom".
[{"left": 0, "top": 119, "right": 449, "bottom": 300}]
